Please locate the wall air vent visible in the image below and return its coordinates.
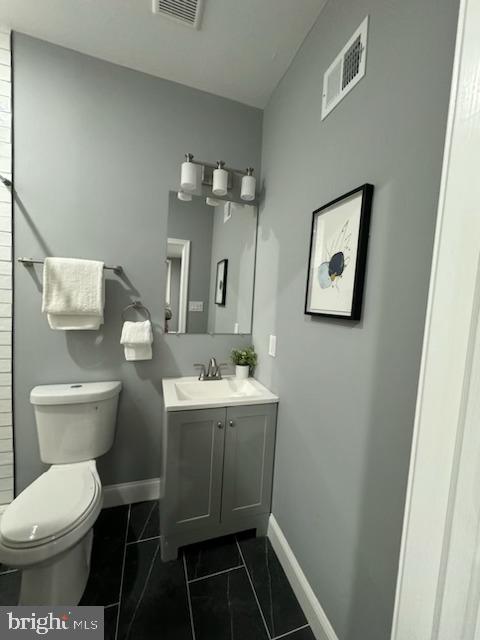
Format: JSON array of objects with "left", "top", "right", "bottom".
[
  {"left": 152, "top": 0, "right": 204, "bottom": 29},
  {"left": 321, "top": 16, "right": 368, "bottom": 120}
]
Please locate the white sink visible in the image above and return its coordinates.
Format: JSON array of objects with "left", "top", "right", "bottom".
[{"left": 162, "top": 376, "right": 278, "bottom": 411}]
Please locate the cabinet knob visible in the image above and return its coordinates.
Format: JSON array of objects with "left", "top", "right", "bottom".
[
  {"left": 217, "top": 421, "right": 224, "bottom": 429},
  {"left": 229, "top": 420, "right": 235, "bottom": 427}
]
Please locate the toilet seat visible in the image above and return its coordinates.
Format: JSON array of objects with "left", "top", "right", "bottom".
[{"left": 0, "top": 462, "right": 100, "bottom": 549}]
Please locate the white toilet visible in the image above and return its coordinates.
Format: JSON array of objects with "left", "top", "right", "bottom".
[{"left": 0, "top": 380, "right": 122, "bottom": 605}]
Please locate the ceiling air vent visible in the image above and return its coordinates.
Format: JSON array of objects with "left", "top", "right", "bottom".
[
  {"left": 321, "top": 16, "right": 368, "bottom": 120},
  {"left": 152, "top": 0, "right": 204, "bottom": 29}
]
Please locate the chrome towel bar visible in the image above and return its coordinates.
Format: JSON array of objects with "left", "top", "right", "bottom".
[{"left": 17, "top": 257, "right": 123, "bottom": 275}]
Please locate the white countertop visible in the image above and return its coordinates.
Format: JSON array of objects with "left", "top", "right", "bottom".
[{"left": 162, "top": 375, "right": 279, "bottom": 412}]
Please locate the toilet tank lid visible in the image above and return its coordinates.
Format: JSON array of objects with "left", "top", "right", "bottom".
[{"left": 30, "top": 381, "right": 122, "bottom": 405}]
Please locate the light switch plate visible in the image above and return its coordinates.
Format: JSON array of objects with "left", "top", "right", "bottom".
[
  {"left": 268, "top": 335, "right": 277, "bottom": 357},
  {"left": 189, "top": 301, "right": 204, "bottom": 312}
]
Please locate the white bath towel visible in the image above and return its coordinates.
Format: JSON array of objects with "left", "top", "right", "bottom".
[
  {"left": 42, "top": 257, "right": 105, "bottom": 330},
  {"left": 47, "top": 314, "right": 104, "bottom": 331},
  {"left": 120, "top": 320, "right": 153, "bottom": 361}
]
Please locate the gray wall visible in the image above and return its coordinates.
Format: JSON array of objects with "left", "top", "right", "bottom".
[
  {"left": 167, "top": 192, "right": 213, "bottom": 333},
  {"left": 253, "top": 1, "right": 458, "bottom": 639},
  {"left": 208, "top": 203, "right": 257, "bottom": 334},
  {"left": 13, "top": 34, "right": 262, "bottom": 491}
]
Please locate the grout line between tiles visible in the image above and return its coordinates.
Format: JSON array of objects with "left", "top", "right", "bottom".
[
  {"left": 188, "top": 565, "right": 243, "bottom": 583},
  {"left": 124, "top": 544, "right": 160, "bottom": 639},
  {"left": 235, "top": 537, "right": 272, "bottom": 640},
  {"left": 114, "top": 504, "right": 131, "bottom": 640},
  {"left": 271, "top": 623, "right": 310, "bottom": 640},
  {"left": 136, "top": 503, "right": 156, "bottom": 543},
  {"left": 182, "top": 551, "right": 197, "bottom": 640},
  {"left": 126, "top": 535, "right": 160, "bottom": 546}
]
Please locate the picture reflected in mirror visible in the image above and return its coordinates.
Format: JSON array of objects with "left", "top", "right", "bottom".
[
  {"left": 165, "top": 192, "right": 257, "bottom": 335},
  {"left": 215, "top": 259, "right": 228, "bottom": 306}
]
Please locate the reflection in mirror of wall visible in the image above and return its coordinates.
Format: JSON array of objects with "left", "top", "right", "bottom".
[{"left": 166, "top": 192, "right": 257, "bottom": 335}]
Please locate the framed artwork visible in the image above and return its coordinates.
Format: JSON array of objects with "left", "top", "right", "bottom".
[
  {"left": 215, "top": 259, "right": 228, "bottom": 306},
  {"left": 305, "top": 184, "right": 373, "bottom": 320}
]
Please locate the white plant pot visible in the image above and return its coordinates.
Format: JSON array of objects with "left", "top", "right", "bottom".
[{"left": 235, "top": 365, "right": 249, "bottom": 380}]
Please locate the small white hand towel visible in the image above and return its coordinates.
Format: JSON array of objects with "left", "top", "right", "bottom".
[
  {"left": 120, "top": 320, "right": 153, "bottom": 361},
  {"left": 42, "top": 257, "right": 105, "bottom": 330}
]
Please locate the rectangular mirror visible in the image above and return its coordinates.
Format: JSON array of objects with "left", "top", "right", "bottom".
[{"left": 166, "top": 191, "right": 257, "bottom": 334}]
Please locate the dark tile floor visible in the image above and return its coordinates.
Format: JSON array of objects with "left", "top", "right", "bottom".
[{"left": 0, "top": 502, "right": 315, "bottom": 640}]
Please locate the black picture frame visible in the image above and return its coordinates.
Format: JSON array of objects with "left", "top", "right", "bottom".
[
  {"left": 215, "top": 259, "right": 228, "bottom": 306},
  {"left": 304, "top": 184, "right": 373, "bottom": 321}
]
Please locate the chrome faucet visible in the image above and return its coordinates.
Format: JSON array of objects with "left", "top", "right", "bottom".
[
  {"left": 207, "top": 357, "right": 220, "bottom": 379},
  {"left": 194, "top": 357, "right": 227, "bottom": 381}
]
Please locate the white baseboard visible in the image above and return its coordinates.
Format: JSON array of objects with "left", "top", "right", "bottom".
[
  {"left": 267, "top": 515, "right": 339, "bottom": 640},
  {"left": 102, "top": 477, "right": 161, "bottom": 508}
]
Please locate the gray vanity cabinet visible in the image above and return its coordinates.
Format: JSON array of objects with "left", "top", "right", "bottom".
[
  {"left": 160, "top": 402, "right": 277, "bottom": 561},
  {"left": 162, "top": 408, "right": 226, "bottom": 535},
  {"left": 221, "top": 403, "right": 277, "bottom": 525}
]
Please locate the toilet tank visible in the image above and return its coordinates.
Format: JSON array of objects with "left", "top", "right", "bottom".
[{"left": 30, "top": 381, "right": 122, "bottom": 464}]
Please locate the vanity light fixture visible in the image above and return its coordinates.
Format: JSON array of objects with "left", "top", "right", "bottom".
[
  {"left": 212, "top": 161, "right": 228, "bottom": 196},
  {"left": 178, "top": 154, "right": 257, "bottom": 202},
  {"left": 180, "top": 153, "right": 197, "bottom": 192},
  {"left": 241, "top": 168, "right": 256, "bottom": 201}
]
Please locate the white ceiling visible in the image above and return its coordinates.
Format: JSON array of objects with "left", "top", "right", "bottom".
[{"left": 0, "top": 0, "right": 326, "bottom": 108}]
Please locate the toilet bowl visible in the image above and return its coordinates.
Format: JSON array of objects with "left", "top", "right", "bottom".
[
  {"left": 0, "top": 381, "right": 122, "bottom": 605},
  {"left": 0, "top": 461, "right": 102, "bottom": 604}
]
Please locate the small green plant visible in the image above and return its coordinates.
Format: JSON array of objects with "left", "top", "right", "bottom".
[{"left": 231, "top": 346, "right": 258, "bottom": 372}]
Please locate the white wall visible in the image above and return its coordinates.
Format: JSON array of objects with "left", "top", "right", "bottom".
[{"left": 0, "top": 25, "right": 12, "bottom": 507}]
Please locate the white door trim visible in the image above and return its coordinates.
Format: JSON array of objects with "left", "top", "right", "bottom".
[
  {"left": 167, "top": 237, "right": 190, "bottom": 334},
  {"left": 165, "top": 258, "right": 172, "bottom": 306},
  {"left": 391, "top": 0, "right": 480, "bottom": 637}
]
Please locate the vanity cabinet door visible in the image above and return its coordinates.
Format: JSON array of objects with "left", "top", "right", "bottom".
[
  {"left": 221, "top": 403, "right": 277, "bottom": 525},
  {"left": 162, "top": 408, "right": 226, "bottom": 535}
]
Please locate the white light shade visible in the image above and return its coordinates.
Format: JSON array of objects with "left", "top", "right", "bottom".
[
  {"left": 177, "top": 191, "right": 192, "bottom": 202},
  {"left": 212, "top": 168, "right": 228, "bottom": 196},
  {"left": 206, "top": 197, "right": 222, "bottom": 207},
  {"left": 181, "top": 161, "right": 197, "bottom": 193},
  {"left": 241, "top": 174, "right": 256, "bottom": 201}
]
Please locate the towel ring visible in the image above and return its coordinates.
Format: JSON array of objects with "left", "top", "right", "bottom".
[{"left": 122, "top": 301, "right": 151, "bottom": 322}]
